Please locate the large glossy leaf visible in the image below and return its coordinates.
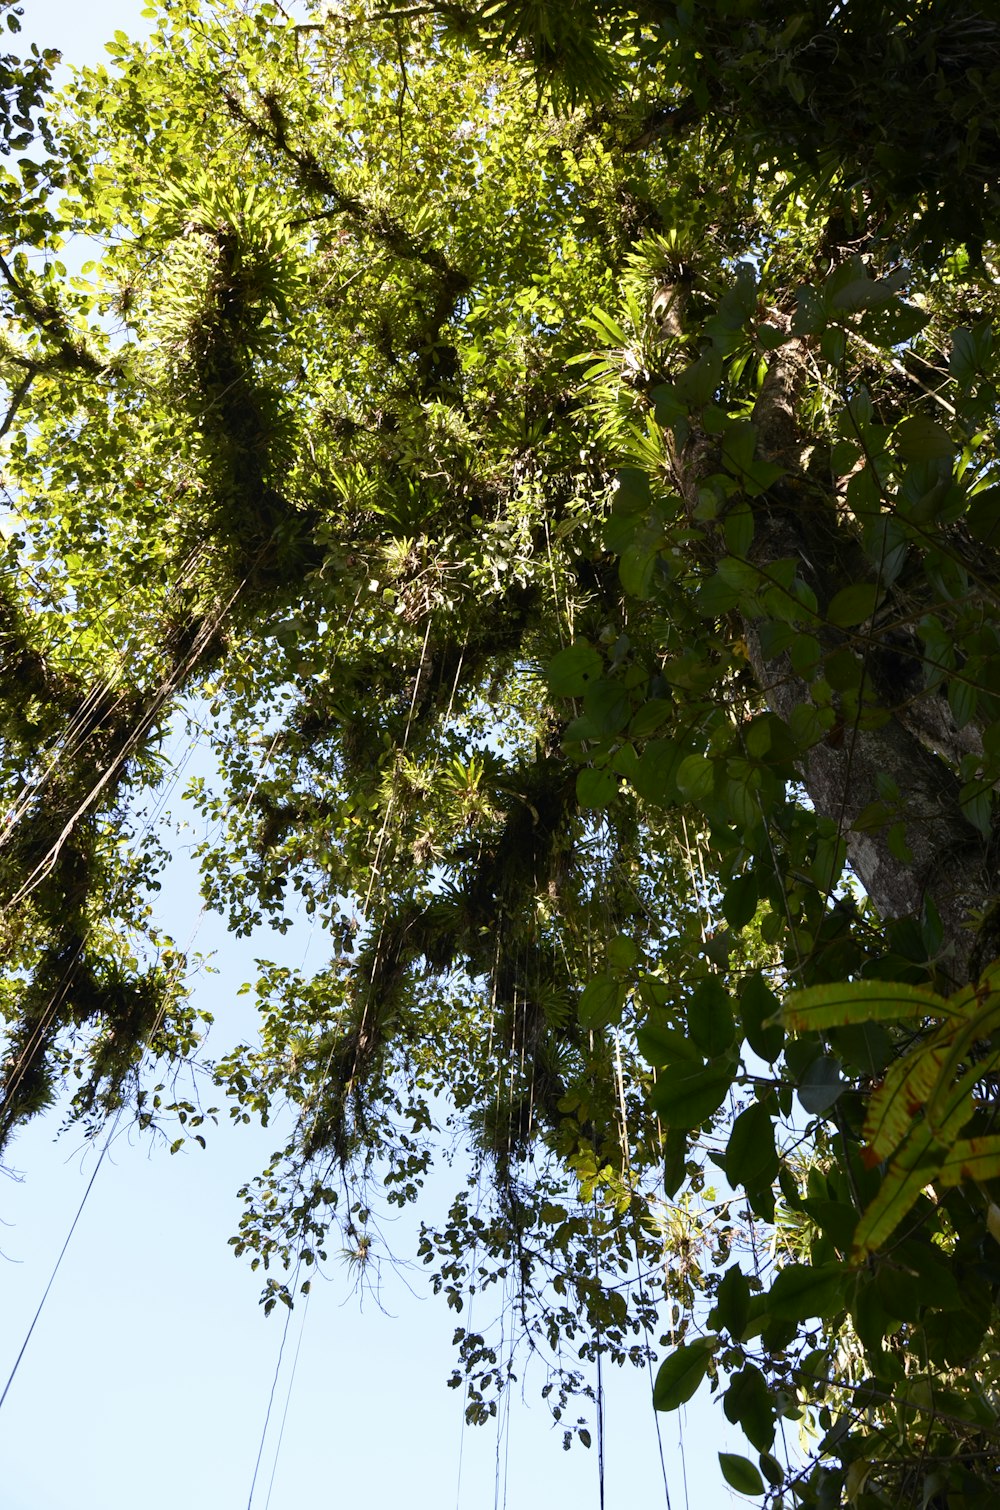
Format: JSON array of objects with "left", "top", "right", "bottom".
[
  {"left": 636, "top": 1014, "right": 702, "bottom": 1068},
  {"left": 688, "top": 973, "right": 736, "bottom": 1057},
  {"left": 852, "top": 1123, "right": 947, "bottom": 1261},
  {"left": 723, "top": 1364, "right": 775, "bottom": 1452},
  {"left": 648, "top": 1056, "right": 735, "bottom": 1129},
  {"left": 575, "top": 766, "right": 617, "bottom": 810},
  {"left": 895, "top": 415, "right": 952, "bottom": 462},
  {"left": 796, "top": 1055, "right": 845, "bottom": 1116},
  {"left": 725, "top": 1101, "right": 778, "bottom": 1192},
  {"left": 627, "top": 737, "right": 688, "bottom": 805},
  {"left": 936, "top": 1136, "right": 1000, "bottom": 1187},
  {"left": 577, "top": 973, "right": 625, "bottom": 1030},
  {"left": 652, "top": 1336, "right": 716, "bottom": 1411},
  {"left": 740, "top": 973, "right": 783, "bottom": 1062},
  {"left": 710, "top": 1264, "right": 751, "bottom": 1340},
  {"left": 719, "top": 1453, "right": 765, "bottom": 1496},
  {"left": 722, "top": 872, "right": 758, "bottom": 929},
  {"left": 863, "top": 1041, "right": 949, "bottom": 1161},
  {"left": 781, "top": 980, "right": 956, "bottom": 1032},
  {"left": 546, "top": 640, "right": 602, "bottom": 697},
  {"left": 826, "top": 582, "right": 881, "bottom": 627},
  {"left": 762, "top": 1263, "right": 847, "bottom": 1322}
]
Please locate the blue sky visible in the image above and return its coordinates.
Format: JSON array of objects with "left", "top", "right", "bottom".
[{"left": 0, "top": 4, "right": 753, "bottom": 1506}]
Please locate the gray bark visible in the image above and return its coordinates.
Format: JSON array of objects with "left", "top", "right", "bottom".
[{"left": 671, "top": 330, "right": 996, "bottom": 984}]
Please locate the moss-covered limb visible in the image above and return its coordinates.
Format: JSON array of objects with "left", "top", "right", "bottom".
[
  {"left": 175, "top": 225, "right": 324, "bottom": 575},
  {"left": 2, "top": 195, "right": 354, "bottom": 1126},
  {"left": 0, "top": 251, "right": 106, "bottom": 375},
  {"left": 0, "top": 606, "right": 240, "bottom": 1147},
  {"left": 0, "top": 570, "right": 79, "bottom": 743},
  {"left": 267, "top": 730, "right": 584, "bottom": 1162},
  {"left": 284, "top": 578, "right": 543, "bottom": 771},
  {"left": 222, "top": 87, "right": 469, "bottom": 292},
  {"left": 0, "top": 934, "right": 176, "bottom": 1145},
  {"left": 446, "top": 1, "right": 1000, "bottom": 247}
]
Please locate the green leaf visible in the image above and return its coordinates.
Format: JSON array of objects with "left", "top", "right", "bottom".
[
  {"left": 652, "top": 1336, "right": 716, "bottom": 1411},
  {"left": 581, "top": 678, "right": 631, "bottom": 736},
  {"left": 950, "top": 326, "right": 979, "bottom": 385},
  {"left": 719, "top": 1453, "right": 764, "bottom": 1496},
  {"left": 852, "top": 1125, "right": 946, "bottom": 1261},
  {"left": 676, "top": 752, "right": 715, "bottom": 801},
  {"left": 797, "top": 1055, "right": 844, "bottom": 1115},
  {"left": 664, "top": 1127, "right": 688, "bottom": 1198},
  {"left": 726, "top": 1102, "right": 778, "bottom": 1192},
  {"left": 607, "top": 934, "right": 639, "bottom": 970},
  {"left": 619, "top": 541, "right": 659, "bottom": 599},
  {"left": 830, "top": 275, "right": 901, "bottom": 312},
  {"left": 948, "top": 675, "right": 977, "bottom": 730},
  {"left": 826, "top": 582, "right": 880, "bottom": 627},
  {"left": 740, "top": 973, "right": 784, "bottom": 1062},
  {"left": 723, "top": 1365, "right": 775, "bottom": 1452},
  {"left": 628, "top": 738, "right": 687, "bottom": 805},
  {"left": 584, "top": 306, "right": 628, "bottom": 345},
  {"left": 710, "top": 1264, "right": 750, "bottom": 1339},
  {"left": 781, "top": 980, "right": 956, "bottom": 1032},
  {"left": 578, "top": 973, "right": 625, "bottom": 1031},
  {"left": 801, "top": 1197, "right": 858, "bottom": 1252},
  {"left": 721, "top": 421, "right": 757, "bottom": 480},
  {"left": 960, "top": 778, "right": 992, "bottom": 838},
  {"left": 763, "top": 1263, "right": 846, "bottom": 1322},
  {"left": 638, "top": 1020, "right": 701, "bottom": 1068},
  {"left": 722, "top": 873, "right": 758, "bottom": 929},
  {"left": 649, "top": 1056, "right": 735, "bottom": 1129},
  {"left": 689, "top": 974, "right": 736, "bottom": 1057},
  {"left": 830, "top": 439, "right": 861, "bottom": 476},
  {"left": 935, "top": 1135, "right": 1000, "bottom": 1188},
  {"left": 966, "top": 485, "right": 1000, "bottom": 547},
  {"left": 862, "top": 1029, "right": 971, "bottom": 1163},
  {"left": 827, "top": 1020, "right": 893, "bottom": 1076},
  {"left": 792, "top": 285, "right": 825, "bottom": 335},
  {"left": 758, "top": 1452, "right": 784, "bottom": 1489},
  {"left": 576, "top": 767, "right": 617, "bottom": 809},
  {"left": 724, "top": 498, "right": 755, "bottom": 558},
  {"left": 547, "top": 641, "right": 602, "bottom": 697},
  {"left": 675, "top": 347, "right": 723, "bottom": 408},
  {"left": 757, "top": 323, "right": 789, "bottom": 350},
  {"left": 896, "top": 416, "right": 952, "bottom": 462},
  {"left": 628, "top": 698, "right": 672, "bottom": 738},
  {"left": 615, "top": 467, "right": 652, "bottom": 512}
]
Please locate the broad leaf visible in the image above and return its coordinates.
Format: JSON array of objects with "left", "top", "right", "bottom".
[
  {"left": 719, "top": 1453, "right": 765, "bottom": 1496},
  {"left": 852, "top": 1126, "right": 947, "bottom": 1262},
  {"left": 649, "top": 1057, "right": 736, "bottom": 1129},
  {"left": 726, "top": 1102, "right": 778, "bottom": 1192},
  {"left": 578, "top": 974, "right": 624, "bottom": 1031},
  {"left": 710, "top": 1264, "right": 751, "bottom": 1340},
  {"left": 936, "top": 1136, "right": 1000, "bottom": 1187},
  {"left": 781, "top": 980, "right": 956, "bottom": 1032},
  {"left": 546, "top": 641, "right": 603, "bottom": 697},
  {"left": 797, "top": 1056, "right": 844, "bottom": 1116},
  {"left": 653, "top": 1336, "right": 716, "bottom": 1411},
  {"left": 826, "top": 583, "right": 880, "bottom": 627},
  {"left": 723, "top": 1364, "right": 775, "bottom": 1452},
  {"left": 688, "top": 974, "right": 736, "bottom": 1057},
  {"left": 763, "top": 1263, "right": 847, "bottom": 1322}
]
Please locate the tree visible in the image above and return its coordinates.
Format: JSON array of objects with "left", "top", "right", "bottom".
[{"left": 3, "top": 1, "right": 1000, "bottom": 1502}]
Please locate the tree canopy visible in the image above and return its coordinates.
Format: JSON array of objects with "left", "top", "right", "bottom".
[{"left": 4, "top": 0, "right": 1000, "bottom": 1503}]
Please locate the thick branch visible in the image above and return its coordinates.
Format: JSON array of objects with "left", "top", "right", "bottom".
[{"left": 745, "top": 338, "right": 993, "bottom": 981}]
